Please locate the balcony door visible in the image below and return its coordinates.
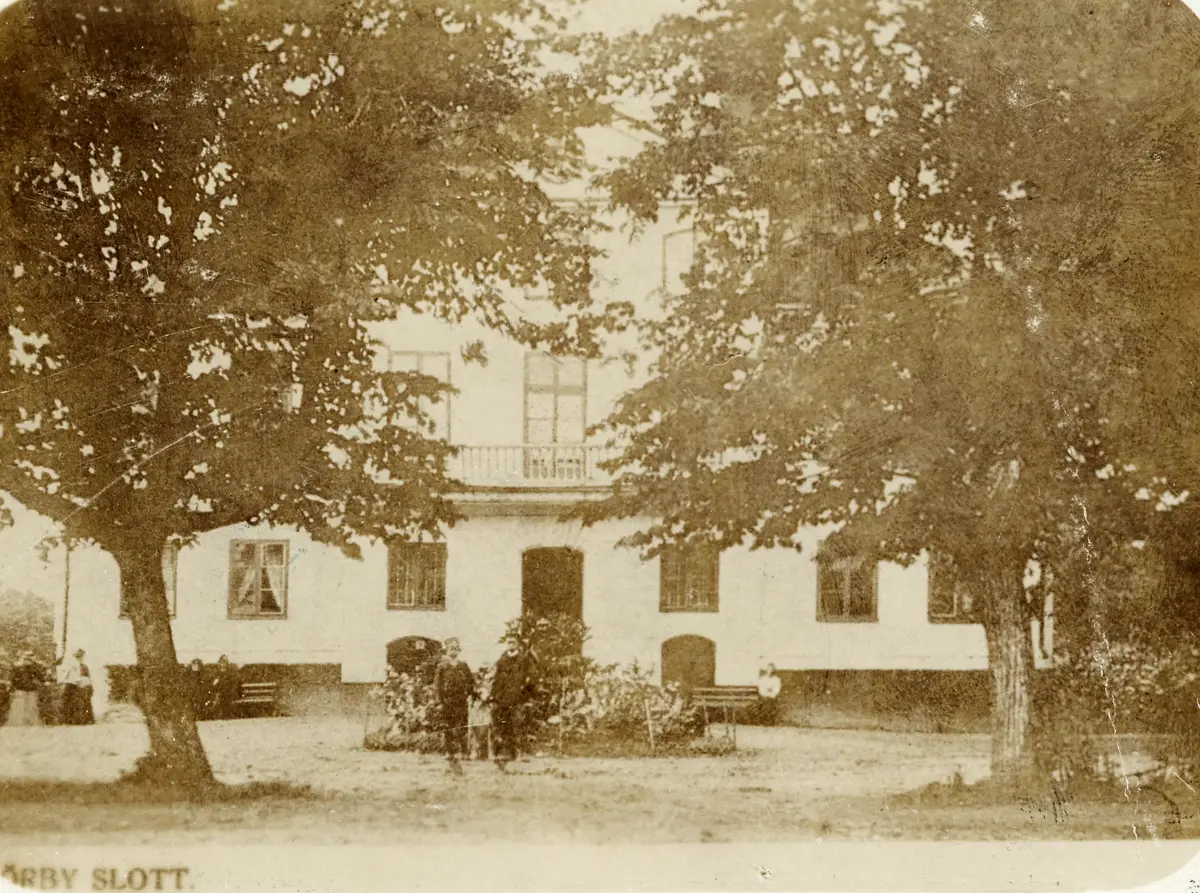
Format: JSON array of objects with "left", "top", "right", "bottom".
[
  {"left": 523, "top": 353, "right": 586, "bottom": 480},
  {"left": 521, "top": 547, "right": 584, "bottom": 636}
]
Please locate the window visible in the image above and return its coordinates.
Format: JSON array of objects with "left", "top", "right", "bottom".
[
  {"left": 817, "top": 551, "right": 877, "bottom": 622},
  {"left": 660, "top": 545, "right": 719, "bottom": 612},
  {"left": 524, "top": 353, "right": 587, "bottom": 445},
  {"left": 388, "top": 350, "right": 451, "bottom": 439},
  {"left": 928, "top": 553, "right": 977, "bottom": 623},
  {"left": 228, "top": 540, "right": 288, "bottom": 618},
  {"left": 119, "top": 543, "right": 179, "bottom": 619},
  {"left": 387, "top": 542, "right": 447, "bottom": 610},
  {"left": 524, "top": 353, "right": 587, "bottom": 480}
]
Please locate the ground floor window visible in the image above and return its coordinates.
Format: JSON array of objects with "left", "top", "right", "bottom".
[
  {"left": 660, "top": 545, "right": 720, "bottom": 612},
  {"left": 817, "top": 551, "right": 877, "bottom": 622},
  {"left": 928, "top": 553, "right": 977, "bottom": 622},
  {"left": 387, "top": 542, "right": 447, "bottom": 610},
  {"left": 228, "top": 540, "right": 288, "bottom": 618}
]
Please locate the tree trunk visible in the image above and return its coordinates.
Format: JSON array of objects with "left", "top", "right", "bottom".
[
  {"left": 983, "top": 575, "right": 1035, "bottom": 785},
  {"left": 114, "top": 541, "right": 215, "bottom": 790}
]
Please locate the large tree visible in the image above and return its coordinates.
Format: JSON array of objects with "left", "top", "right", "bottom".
[
  {"left": 580, "top": 0, "right": 1200, "bottom": 781},
  {"left": 0, "top": 0, "right": 618, "bottom": 787}
]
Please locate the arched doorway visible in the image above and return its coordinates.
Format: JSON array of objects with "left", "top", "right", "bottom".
[
  {"left": 661, "top": 635, "right": 716, "bottom": 693},
  {"left": 385, "top": 636, "right": 443, "bottom": 684},
  {"left": 521, "top": 547, "right": 584, "bottom": 622}
]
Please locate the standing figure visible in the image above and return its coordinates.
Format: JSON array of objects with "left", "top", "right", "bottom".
[
  {"left": 210, "top": 655, "right": 240, "bottom": 720},
  {"left": 6, "top": 652, "right": 44, "bottom": 726},
  {"left": 467, "top": 667, "right": 493, "bottom": 761},
  {"left": 489, "top": 643, "right": 528, "bottom": 771},
  {"left": 184, "top": 659, "right": 207, "bottom": 720},
  {"left": 756, "top": 663, "right": 782, "bottom": 726},
  {"left": 432, "top": 638, "right": 474, "bottom": 773},
  {"left": 59, "top": 649, "right": 95, "bottom": 725}
]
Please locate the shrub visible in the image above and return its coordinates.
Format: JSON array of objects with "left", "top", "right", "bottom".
[
  {"left": 496, "top": 612, "right": 597, "bottom": 746},
  {"left": 365, "top": 615, "right": 712, "bottom": 757},
  {"left": 554, "top": 661, "right": 704, "bottom": 749},
  {"left": 1033, "top": 631, "right": 1200, "bottom": 785},
  {"left": 369, "top": 669, "right": 443, "bottom": 752}
]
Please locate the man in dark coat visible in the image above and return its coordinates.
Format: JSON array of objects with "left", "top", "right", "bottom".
[
  {"left": 489, "top": 644, "right": 527, "bottom": 770},
  {"left": 184, "top": 659, "right": 206, "bottom": 720},
  {"left": 432, "top": 638, "right": 474, "bottom": 773}
]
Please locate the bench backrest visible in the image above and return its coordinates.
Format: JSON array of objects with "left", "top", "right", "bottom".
[
  {"left": 239, "top": 682, "right": 277, "bottom": 695},
  {"left": 691, "top": 686, "right": 759, "bottom": 707}
]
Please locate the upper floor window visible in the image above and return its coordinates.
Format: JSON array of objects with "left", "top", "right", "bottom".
[
  {"left": 389, "top": 350, "right": 451, "bottom": 439},
  {"left": 229, "top": 540, "right": 288, "bottom": 619},
  {"left": 816, "top": 550, "right": 877, "bottom": 622},
  {"left": 524, "top": 353, "right": 586, "bottom": 446},
  {"left": 928, "top": 553, "right": 977, "bottom": 623},
  {"left": 119, "top": 543, "right": 179, "bottom": 619},
  {"left": 387, "top": 542, "right": 447, "bottom": 611},
  {"left": 660, "top": 545, "right": 720, "bottom": 613}
]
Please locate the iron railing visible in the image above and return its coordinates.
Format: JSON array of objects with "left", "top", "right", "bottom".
[{"left": 448, "top": 444, "right": 621, "bottom": 487}]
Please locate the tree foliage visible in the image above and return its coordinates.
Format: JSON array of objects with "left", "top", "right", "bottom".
[
  {"left": 1, "top": 0, "right": 618, "bottom": 555},
  {"left": 0, "top": 0, "right": 615, "bottom": 783},
  {"left": 0, "top": 589, "right": 55, "bottom": 671},
  {"left": 579, "top": 0, "right": 1200, "bottom": 776}
]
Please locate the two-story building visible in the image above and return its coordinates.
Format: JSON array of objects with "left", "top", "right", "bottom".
[{"left": 52, "top": 202, "right": 1051, "bottom": 728}]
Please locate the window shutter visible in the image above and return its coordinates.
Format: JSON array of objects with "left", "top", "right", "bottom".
[{"left": 660, "top": 549, "right": 682, "bottom": 610}]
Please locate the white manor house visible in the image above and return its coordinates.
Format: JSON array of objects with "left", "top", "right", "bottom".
[{"left": 49, "top": 204, "right": 1053, "bottom": 725}]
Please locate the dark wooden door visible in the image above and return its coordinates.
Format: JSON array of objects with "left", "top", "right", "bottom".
[{"left": 661, "top": 635, "right": 716, "bottom": 693}]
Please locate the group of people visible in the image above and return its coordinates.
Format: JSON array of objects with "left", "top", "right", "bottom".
[
  {"left": 432, "top": 638, "right": 530, "bottom": 774},
  {"left": 2, "top": 648, "right": 95, "bottom": 727},
  {"left": 182, "top": 655, "right": 241, "bottom": 721}
]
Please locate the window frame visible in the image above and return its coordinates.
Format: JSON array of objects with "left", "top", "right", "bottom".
[
  {"left": 927, "top": 553, "right": 978, "bottom": 624},
  {"left": 523, "top": 352, "right": 588, "bottom": 446},
  {"left": 659, "top": 544, "right": 720, "bottom": 613},
  {"left": 815, "top": 551, "right": 878, "bottom": 623},
  {"left": 387, "top": 349, "right": 452, "bottom": 441},
  {"left": 386, "top": 541, "right": 448, "bottom": 612},
  {"left": 119, "top": 543, "right": 180, "bottom": 619},
  {"left": 227, "top": 539, "right": 290, "bottom": 620}
]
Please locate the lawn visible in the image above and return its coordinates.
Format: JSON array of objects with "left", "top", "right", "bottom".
[{"left": 0, "top": 715, "right": 1194, "bottom": 844}]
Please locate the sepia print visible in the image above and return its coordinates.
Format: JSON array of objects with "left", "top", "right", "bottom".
[{"left": 1, "top": 0, "right": 1200, "bottom": 889}]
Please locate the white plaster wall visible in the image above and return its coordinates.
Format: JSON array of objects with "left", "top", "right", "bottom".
[
  {"left": 363, "top": 206, "right": 692, "bottom": 450},
  {"left": 63, "top": 523, "right": 356, "bottom": 711},
  {"left": 64, "top": 509, "right": 997, "bottom": 718}
]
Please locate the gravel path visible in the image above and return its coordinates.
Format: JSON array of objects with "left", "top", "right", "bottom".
[{"left": 0, "top": 716, "right": 1003, "bottom": 844}]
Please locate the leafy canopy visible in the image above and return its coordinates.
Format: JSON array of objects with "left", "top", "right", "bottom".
[
  {"left": 583, "top": 0, "right": 1200, "bottom": 593},
  {"left": 0, "top": 0, "right": 620, "bottom": 555}
]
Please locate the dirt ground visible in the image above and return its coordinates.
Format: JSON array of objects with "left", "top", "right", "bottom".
[{"left": 0, "top": 716, "right": 1192, "bottom": 844}]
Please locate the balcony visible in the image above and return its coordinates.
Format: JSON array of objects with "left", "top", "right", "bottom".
[{"left": 448, "top": 445, "right": 621, "bottom": 489}]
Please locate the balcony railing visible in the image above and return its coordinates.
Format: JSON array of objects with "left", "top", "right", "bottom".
[{"left": 448, "top": 444, "right": 622, "bottom": 488}]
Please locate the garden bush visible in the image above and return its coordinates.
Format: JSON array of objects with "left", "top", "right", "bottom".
[
  {"left": 1033, "top": 631, "right": 1200, "bottom": 785},
  {"left": 364, "top": 615, "right": 710, "bottom": 756},
  {"left": 497, "top": 613, "right": 705, "bottom": 753},
  {"left": 364, "top": 669, "right": 446, "bottom": 753}
]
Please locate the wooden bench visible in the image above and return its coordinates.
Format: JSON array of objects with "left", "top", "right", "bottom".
[
  {"left": 690, "top": 686, "right": 760, "bottom": 743},
  {"left": 232, "top": 681, "right": 279, "bottom": 716}
]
